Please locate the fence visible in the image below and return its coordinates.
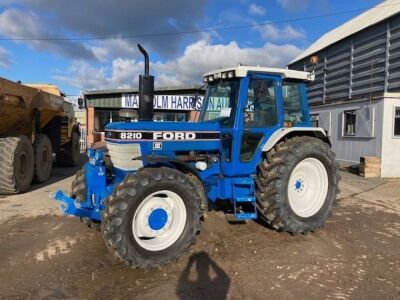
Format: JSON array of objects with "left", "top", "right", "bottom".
[{"left": 79, "top": 127, "right": 87, "bottom": 151}]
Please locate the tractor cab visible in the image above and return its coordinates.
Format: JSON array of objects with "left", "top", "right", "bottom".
[{"left": 200, "top": 66, "right": 315, "bottom": 176}]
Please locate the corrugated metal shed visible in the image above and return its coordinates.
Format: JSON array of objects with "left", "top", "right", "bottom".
[
  {"left": 289, "top": 1, "right": 400, "bottom": 105},
  {"left": 291, "top": 0, "right": 400, "bottom": 63}
]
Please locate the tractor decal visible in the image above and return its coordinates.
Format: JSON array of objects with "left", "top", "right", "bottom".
[{"left": 105, "top": 130, "right": 220, "bottom": 141}]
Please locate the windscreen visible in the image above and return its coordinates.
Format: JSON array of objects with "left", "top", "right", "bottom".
[{"left": 199, "top": 79, "right": 240, "bottom": 127}]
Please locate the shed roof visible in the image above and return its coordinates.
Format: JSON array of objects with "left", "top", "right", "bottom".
[
  {"left": 291, "top": 0, "right": 400, "bottom": 64},
  {"left": 84, "top": 85, "right": 202, "bottom": 96}
]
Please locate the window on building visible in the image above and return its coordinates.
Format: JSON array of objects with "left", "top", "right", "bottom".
[
  {"left": 95, "top": 110, "right": 112, "bottom": 131},
  {"left": 154, "top": 111, "right": 189, "bottom": 122},
  {"left": 310, "top": 114, "right": 319, "bottom": 127},
  {"left": 344, "top": 110, "right": 356, "bottom": 136},
  {"left": 395, "top": 107, "right": 400, "bottom": 136},
  {"left": 282, "top": 81, "right": 306, "bottom": 125}
]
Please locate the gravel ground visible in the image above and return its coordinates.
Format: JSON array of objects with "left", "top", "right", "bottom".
[{"left": 0, "top": 158, "right": 399, "bottom": 299}]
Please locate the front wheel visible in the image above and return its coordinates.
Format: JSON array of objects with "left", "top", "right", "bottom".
[
  {"left": 256, "top": 136, "right": 339, "bottom": 234},
  {"left": 101, "top": 167, "right": 202, "bottom": 269}
]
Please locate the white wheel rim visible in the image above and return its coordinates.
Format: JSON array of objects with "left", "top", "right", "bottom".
[
  {"left": 132, "top": 190, "right": 187, "bottom": 251},
  {"left": 288, "top": 158, "right": 329, "bottom": 218}
]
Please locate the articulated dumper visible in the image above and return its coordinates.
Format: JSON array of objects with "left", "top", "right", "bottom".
[{"left": 0, "top": 77, "right": 81, "bottom": 194}]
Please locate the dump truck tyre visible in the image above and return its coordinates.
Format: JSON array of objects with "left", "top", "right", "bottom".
[
  {"left": 0, "top": 136, "right": 34, "bottom": 194},
  {"left": 101, "top": 167, "right": 202, "bottom": 269},
  {"left": 33, "top": 134, "right": 53, "bottom": 183},
  {"left": 255, "top": 136, "right": 339, "bottom": 234},
  {"left": 69, "top": 131, "right": 80, "bottom": 166},
  {"left": 57, "top": 131, "right": 80, "bottom": 167}
]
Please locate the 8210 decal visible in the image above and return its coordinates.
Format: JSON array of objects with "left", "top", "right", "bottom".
[{"left": 120, "top": 132, "right": 143, "bottom": 139}]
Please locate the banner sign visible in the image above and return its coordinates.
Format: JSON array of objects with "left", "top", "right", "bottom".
[
  {"left": 206, "top": 97, "right": 230, "bottom": 111},
  {"left": 122, "top": 94, "right": 204, "bottom": 111}
]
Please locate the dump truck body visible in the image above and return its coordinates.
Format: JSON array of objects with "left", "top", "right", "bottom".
[
  {"left": 0, "top": 77, "right": 81, "bottom": 194},
  {"left": 0, "top": 78, "right": 64, "bottom": 136}
]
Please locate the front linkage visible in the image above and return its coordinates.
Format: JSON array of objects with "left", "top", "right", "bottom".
[{"left": 54, "top": 149, "right": 111, "bottom": 221}]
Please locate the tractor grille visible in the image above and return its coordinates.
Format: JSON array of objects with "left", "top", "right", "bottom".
[{"left": 106, "top": 142, "right": 143, "bottom": 171}]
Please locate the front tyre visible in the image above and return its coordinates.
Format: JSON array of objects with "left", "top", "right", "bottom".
[
  {"left": 101, "top": 167, "right": 202, "bottom": 269},
  {"left": 256, "top": 136, "right": 339, "bottom": 234}
]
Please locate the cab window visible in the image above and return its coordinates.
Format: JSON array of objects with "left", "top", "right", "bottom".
[
  {"left": 243, "top": 78, "right": 277, "bottom": 128},
  {"left": 240, "top": 78, "right": 277, "bottom": 162},
  {"left": 282, "top": 81, "right": 306, "bottom": 125}
]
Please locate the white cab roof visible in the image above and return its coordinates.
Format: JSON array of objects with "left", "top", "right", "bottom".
[
  {"left": 291, "top": 0, "right": 400, "bottom": 64},
  {"left": 203, "top": 66, "right": 315, "bottom": 81}
]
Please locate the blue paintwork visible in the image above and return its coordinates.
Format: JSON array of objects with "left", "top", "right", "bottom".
[
  {"left": 148, "top": 208, "right": 168, "bottom": 230},
  {"left": 54, "top": 71, "right": 313, "bottom": 222},
  {"left": 54, "top": 190, "right": 102, "bottom": 220},
  {"left": 295, "top": 180, "right": 302, "bottom": 190},
  {"left": 106, "top": 120, "right": 220, "bottom": 131},
  {"left": 55, "top": 149, "right": 110, "bottom": 221}
]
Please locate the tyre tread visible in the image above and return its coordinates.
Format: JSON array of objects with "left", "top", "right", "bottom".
[
  {"left": 101, "top": 167, "right": 202, "bottom": 269},
  {"left": 256, "top": 136, "right": 339, "bottom": 234}
]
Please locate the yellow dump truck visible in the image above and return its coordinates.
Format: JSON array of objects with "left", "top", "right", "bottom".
[{"left": 0, "top": 77, "right": 81, "bottom": 194}]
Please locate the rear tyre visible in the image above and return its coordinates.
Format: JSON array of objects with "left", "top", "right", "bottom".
[
  {"left": 101, "top": 167, "right": 202, "bottom": 269},
  {"left": 256, "top": 136, "right": 339, "bottom": 234},
  {"left": 56, "top": 131, "right": 80, "bottom": 167},
  {"left": 0, "top": 135, "right": 34, "bottom": 194},
  {"left": 33, "top": 134, "right": 53, "bottom": 183}
]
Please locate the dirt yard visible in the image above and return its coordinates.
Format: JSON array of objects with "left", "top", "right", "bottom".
[{"left": 0, "top": 159, "right": 399, "bottom": 299}]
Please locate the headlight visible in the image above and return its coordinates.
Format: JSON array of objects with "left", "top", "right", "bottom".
[
  {"left": 195, "top": 161, "right": 207, "bottom": 171},
  {"left": 208, "top": 75, "right": 214, "bottom": 82},
  {"left": 227, "top": 71, "right": 235, "bottom": 78}
]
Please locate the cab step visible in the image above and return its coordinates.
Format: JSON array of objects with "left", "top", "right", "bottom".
[{"left": 232, "top": 178, "right": 257, "bottom": 221}]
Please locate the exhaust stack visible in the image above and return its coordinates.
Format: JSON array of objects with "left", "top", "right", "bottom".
[{"left": 137, "top": 44, "right": 154, "bottom": 121}]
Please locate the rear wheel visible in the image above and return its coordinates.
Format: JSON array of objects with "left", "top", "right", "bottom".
[
  {"left": 101, "top": 167, "right": 202, "bottom": 269},
  {"left": 0, "top": 135, "right": 34, "bottom": 194},
  {"left": 33, "top": 134, "right": 53, "bottom": 183},
  {"left": 57, "top": 131, "right": 80, "bottom": 167},
  {"left": 256, "top": 136, "right": 339, "bottom": 234}
]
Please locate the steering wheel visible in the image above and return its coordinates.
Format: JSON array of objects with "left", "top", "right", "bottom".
[{"left": 244, "top": 112, "right": 250, "bottom": 123}]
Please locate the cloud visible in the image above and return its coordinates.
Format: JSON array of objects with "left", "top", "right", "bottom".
[
  {"left": 0, "top": 47, "right": 12, "bottom": 68},
  {"left": 90, "top": 39, "right": 140, "bottom": 62},
  {"left": 0, "top": 8, "right": 96, "bottom": 60},
  {"left": 3, "top": 0, "right": 206, "bottom": 58},
  {"left": 248, "top": 3, "right": 266, "bottom": 16},
  {"left": 276, "top": 0, "right": 309, "bottom": 11},
  {"left": 54, "top": 39, "right": 302, "bottom": 90},
  {"left": 256, "top": 24, "right": 305, "bottom": 41}
]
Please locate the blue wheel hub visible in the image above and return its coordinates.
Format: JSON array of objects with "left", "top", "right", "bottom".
[
  {"left": 294, "top": 179, "right": 304, "bottom": 191},
  {"left": 148, "top": 208, "right": 168, "bottom": 230}
]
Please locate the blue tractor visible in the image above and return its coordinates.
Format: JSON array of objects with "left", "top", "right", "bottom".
[{"left": 55, "top": 45, "right": 339, "bottom": 269}]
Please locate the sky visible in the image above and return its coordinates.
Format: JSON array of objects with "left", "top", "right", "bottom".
[{"left": 0, "top": 0, "right": 385, "bottom": 96}]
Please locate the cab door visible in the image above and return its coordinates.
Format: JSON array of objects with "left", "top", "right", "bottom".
[{"left": 222, "top": 74, "right": 283, "bottom": 176}]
